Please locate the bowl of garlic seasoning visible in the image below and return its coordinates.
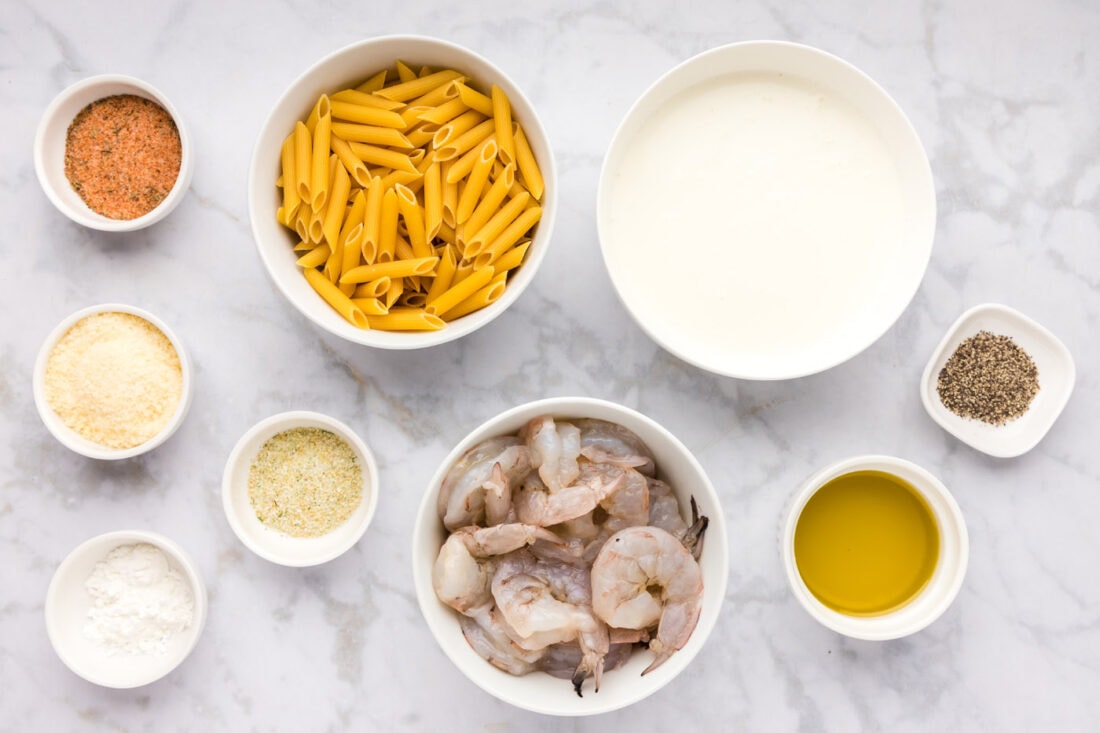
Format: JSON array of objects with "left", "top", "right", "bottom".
[
  {"left": 222, "top": 411, "right": 379, "bottom": 566},
  {"left": 33, "top": 303, "right": 194, "bottom": 460}
]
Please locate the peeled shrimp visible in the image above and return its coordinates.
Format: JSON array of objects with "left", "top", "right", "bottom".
[
  {"left": 647, "top": 478, "right": 688, "bottom": 537},
  {"left": 590, "top": 524, "right": 706, "bottom": 675},
  {"left": 521, "top": 416, "right": 581, "bottom": 492},
  {"left": 438, "top": 437, "right": 531, "bottom": 530},
  {"left": 460, "top": 607, "right": 545, "bottom": 675},
  {"left": 513, "top": 466, "right": 625, "bottom": 527},
  {"left": 433, "top": 523, "right": 561, "bottom": 614},
  {"left": 575, "top": 418, "right": 656, "bottom": 476},
  {"left": 538, "top": 641, "right": 634, "bottom": 681}
]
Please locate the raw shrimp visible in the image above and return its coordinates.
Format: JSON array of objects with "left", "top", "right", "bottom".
[
  {"left": 538, "top": 641, "right": 634, "bottom": 681},
  {"left": 513, "top": 466, "right": 625, "bottom": 527},
  {"left": 590, "top": 524, "right": 707, "bottom": 675},
  {"left": 460, "top": 607, "right": 545, "bottom": 675},
  {"left": 647, "top": 478, "right": 688, "bottom": 537},
  {"left": 569, "top": 464, "right": 650, "bottom": 563},
  {"left": 575, "top": 418, "right": 656, "bottom": 476},
  {"left": 521, "top": 416, "right": 581, "bottom": 492},
  {"left": 433, "top": 523, "right": 562, "bottom": 614},
  {"left": 492, "top": 554, "right": 609, "bottom": 695},
  {"left": 438, "top": 436, "right": 531, "bottom": 530}
]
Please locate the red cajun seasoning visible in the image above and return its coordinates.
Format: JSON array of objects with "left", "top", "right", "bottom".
[{"left": 64, "top": 94, "right": 182, "bottom": 220}]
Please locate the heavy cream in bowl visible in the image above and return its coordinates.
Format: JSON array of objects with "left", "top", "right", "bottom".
[{"left": 598, "top": 41, "right": 935, "bottom": 380}]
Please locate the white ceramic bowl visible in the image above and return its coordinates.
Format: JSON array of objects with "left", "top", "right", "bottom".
[
  {"left": 248, "top": 35, "right": 556, "bottom": 349},
  {"left": 412, "top": 396, "right": 729, "bottom": 716},
  {"left": 598, "top": 41, "right": 936, "bottom": 380},
  {"left": 32, "top": 303, "right": 194, "bottom": 460},
  {"left": 781, "top": 455, "right": 968, "bottom": 640},
  {"left": 920, "top": 303, "right": 1075, "bottom": 458},
  {"left": 45, "top": 530, "right": 207, "bottom": 688},
  {"left": 222, "top": 411, "right": 380, "bottom": 567},
  {"left": 34, "top": 74, "right": 194, "bottom": 231}
]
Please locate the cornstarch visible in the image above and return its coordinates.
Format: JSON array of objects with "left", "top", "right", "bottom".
[{"left": 83, "top": 543, "right": 194, "bottom": 656}]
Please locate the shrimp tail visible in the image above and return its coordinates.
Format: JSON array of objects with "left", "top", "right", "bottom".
[
  {"left": 570, "top": 653, "right": 604, "bottom": 697},
  {"left": 640, "top": 640, "right": 673, "bottom": 676},
  {"left": 680, "top": 496, "right": 709, "bottom": 561}
]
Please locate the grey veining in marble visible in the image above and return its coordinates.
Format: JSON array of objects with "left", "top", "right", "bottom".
[{"left": 3, "top": 0, "right": 1099, "bottom": 730}]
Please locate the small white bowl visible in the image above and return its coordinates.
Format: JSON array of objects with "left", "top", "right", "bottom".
[
  {"left": 222, "top": 411, "right": 380, "bottom": 567},
  {"left": 781, "top": 455, "right": 968, "bottom": 640},
  {"left": 45, "top": 530, "right": 207, "bottom": 688},
  {"left": 32, "top": 303, "right": 194, "bottom": 460},
  {"left": 920, "top": 303, "right": 1075, "bottom": 458},
  {"left": 34, "top": 74, "right": 194, "bottom": 231},
  {"left": 412, "top": 397, "right": 729, "bottom": 716},
  {"left": 598, "top": 41, "right": 936, "bottom": 380},
  {"left": 248, "top": 35, "right": 557, "bottom": 349}
]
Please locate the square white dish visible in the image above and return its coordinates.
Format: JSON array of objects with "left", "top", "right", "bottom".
[{"left": 920, "top": 303, "right": 1075, "bottom": 458}]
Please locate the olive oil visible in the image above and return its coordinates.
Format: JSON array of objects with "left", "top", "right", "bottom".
[{"left": 794, "top": 470, "right": 940, "bottom": 616}]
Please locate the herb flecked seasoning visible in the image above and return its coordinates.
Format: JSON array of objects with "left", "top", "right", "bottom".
[{"left": 936, "top": 330, "right": 1040, "bottom": 425}]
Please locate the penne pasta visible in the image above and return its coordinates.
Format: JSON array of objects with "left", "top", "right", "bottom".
[
  {"left": 425, "top": 265, "right": 495, "bottom": 316},
  {"left": 463, "top": 163, "right": 514, "bottom": 238},
  {"left": 491, "top": 85, "right": 515, "bottom": 165},
  {"left": 433, "top": 119, "right": 495, "bottom": 161},
  {"left": 378, "top": 187, "right": 399, "bottom": 262},
  {"left": 384, "top": 278, "right": 404, "bottom": 309},
  {"left": 356, "top": 69, "right": 389, "bottom": 93},
  {"left": 439, "top": 272, "right": 507, "bottom": 320},
  {"left": 377, "top": 69, "right": 463, "bottom": 102},
  {"left": 454, "top": 82, "right": 494, "bottom": 116},
  {"left": 417, "top": 97, "right": 469, "bottom": 126},
  {"left": 294, "top": 121, "right": 312, "bottom": 204},
  {"left": 350, "top": 297, "right": 389, "bottom": 316},
  {"left": 362, "top": 176, "right": 384, "bottom": 263},
  {"left": 296, "top": 244, "right": 331, "bottom": 268},
  {"left": 304, "top": 267, "right": 369, "bottom": 329},
  {"left": 322, "top": 158, "right": 352, "bottom": 247},
  {"left": 353, "top": 276, "right": 392, "bottom": 299},
  {"left": 329, "top": 135, "right": 371, "bottom": 187},
  {"left": 310, "top": 112, "right": 332, "bottom": 211},
  {"left": 347, "top": 141, "right": 418, "bottom": 173},
  {"left": 331, "top": 122, "right": 413, "bottom": 149},
  {"left": 305, "top": 94, "right": 331, "bottom": 134},
  {"left": 366, "top": 308, "right": 445, "bottom": 332},
  {"left": 464, "top": 191, "right": 530, "bottom": 256},
  {"left": 491, "top": 240, "right": 530, "bottom": 274},
  {"left": 513, "top": 123, "right": 544, "bottom": 200},
  {"left": 330, "top": 101, "right": 407, "bottom": 128},
  {"left": 340, "top": 256, "right": 439, "bottom": 284},
  {"left": 441, "top": 161, "right": 459, "bottom": 228},
  {"left": 425, "top": 244, "right": 459, "bottom": 305},
  {"left": 332, "top": 88, "right": 402, "bottom": 110},
  {"left": 455, "top": 138, "right": 497, "bottom": 224},
  {"left": 394, "top": 60, "right": 418, "bottom": 84},
  {"left": 340, "top": 189, "right": 367, "bottom": 275},
  {"left": 280, "top": 133, "right": 301, "bottom": 219},
  {"left": 394, "top": 184, "right": 431, "bottom": 258},
  {"left": 423, "top": 162, "right": 443, "bottom": 240},
  {"left": 474, "top": 205, "right": 541, "bottom": 269},
  {"left": 432, "top": 109, "right": 488, "bottom": 148}
]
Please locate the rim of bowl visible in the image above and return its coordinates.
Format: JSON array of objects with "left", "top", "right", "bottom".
[
  {"left": 412, "top": 396, "right": 729, "bottom": 715},
  {"left": 32, "top": 303, "right": 194, "bottom": 460},
  {"left": 781, "top": 454, "right": 969, "bottom": 640},
  {"left": 247, "top": 34, "right": 557, "bottom": 349},
  {"left": 45, "top": 529, "right": 208, "bottom": 688},
  {"left": 33, "top": 74, "right": 194, "bottom": 231},
  {"left": 222, "top": 410, "right": 380, "bottom": 567},
  {"left": 596, "top": 40, "right": 936, "bottom": 380}
]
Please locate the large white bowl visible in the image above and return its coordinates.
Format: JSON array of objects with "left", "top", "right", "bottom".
[
  {"left": 598, "top": 41, "right": 936, "bottom": 380},
  {"left": 412, "top": 397, "right": 729, "bottom": 716},
  {"left": 34, "top": 74, "right": 193, "bottom": 231},
  {"left": 248, "top": 35, "right": 556, "bottom": 349}
]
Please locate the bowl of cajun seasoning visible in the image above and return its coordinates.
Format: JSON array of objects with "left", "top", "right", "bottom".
[
  {"left": 34, "top": 74, "right": 194, "bottom": 231},
  {"left": 920, "top": 303, "right": 1076, "bottom": 458}
]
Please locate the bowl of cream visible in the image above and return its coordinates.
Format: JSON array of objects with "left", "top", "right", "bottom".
[{"left": 597, "top": 41, "right": 936, "bottom": 380}]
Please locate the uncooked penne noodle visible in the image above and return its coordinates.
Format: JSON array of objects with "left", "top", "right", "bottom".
[
  {"left": 305, "top": 94, "right": 331, "bottom": 134},
  {"left": 380, "top": 168, "right": 422, "bottom": 192},
  {"left": 465, "top": 191, "right": 530, "bottom": 256},
  {"left": 296, "top": 244, "right": 331, "bottom": 268},
  {"left": 440, "top": 272, "right": 507, "bottom": 320},
  {"left": 408, "top": 78, "right": 464, "bottom": 109},
  {"left": 393, "top": 234, "right": 417, "bottom": 263},
  {"left": 491, "top": 85, "right": 515, "bottom": 165},
  {"left": 307, "top": 206, "right": 325, "bottom": 244},
  {"left": 512, "top": 123, "right": 544, "bottom": 200},
  {"left": 404, "top": 126, "right": 436, "bottom": 149},
  {"left": 280, "top": 133, "right": 301, "bottom": 219},
  {"left": 378, "top": 69, "right": 463, "bottom": 102},
  {"left": 453, "top": 256, "right": 476, "bottom": 285},
  {"left": 445, "top": 133, "right": 497, "bottom": 183},
  {"left": 367, "top": 308, "right": 445, "bottom": 332},
  {"left": 455, "top": 138, "right": 497, "bottom": 224},
  {"left": 330, "top": 101, "right": 407, "bottom": 129},
  {"left": 331, "top": 122, "right": 413, "bottom": 149},
  {"left": 425, "top": 244, "right": 458, "bottom": 305},
  {"left": 310, "top": 112, "right": 332, "bottom": 211},
  {"left": 436, "top": 221, "right": 458, "bottom": 247},
  {"left": 294, "top": 209, "right": 310, "bottom": 242},
  {"left": 329, "top": 136, "right": 371, "bottom": 188},
  {"left": 340, "top": 190, "right": 366, "bottom": 275},
  {"left": 401, "top": 292, "right": 428, "bottom": 309},
  {"left": 353, "top": 276, "right": 392, "bottom": 299},
  {"left": 474, "top": 205, "right": 541, "bottom": 269},
  {"left": 433, "top": 119, "right": 494, "bottom": 161},
  {"left": 332, "top": 88, "right": 402, "bottom": 110},
  {"left": 362, "top": 176, "right": 383, "bottom": 263},
  {"left": 340, "top": 256, "right": 439, "bottom": 284},
  {"left": 385, "top": 278, "right": 404, "bottom": 309},
  {"left": 492, "top": 240, "right": 530, "bottom": 274},
  {"left": 394, "top": 184, "right": 431, "bottom": 259},
  {"left": 378, "top": 187, "right": 399, "bottom": 262},
  {"left": 425, "top": 265, "right": 494, "bottom": 316},
  {"left": 347, "top": 142, "right": 418, "bottom": 174},
  {"left": 395, "top": 60, "right": 418, "bottom": 83},
  {"left": 293, "top": 239, "right": 316, "bottom": 252},
  {"left": 322, "top": 158, "right": 351, "bottom": 247},
  {"left": 304, "top": 267, "right": 369, "bottom": 329},
  {"left": 356, "top": 69, "right": 388, "bottom": 93},
  {"left": 423, "top": 162, "right": 443, "bottom": 240},
  {"left": 463, "top": 163, "right": 514, "bottom": 238},
  {"left": 294, "top": 121, "right": 312, "bottom": 204},
  {"left": 433, "top": 109, "right": 487, "bottom": 148},
  {"left": 323, "top": 235, "right": 343, "bottom": 283},
  {"left": 454, "top": 82, "right": 494, "bottom": 116},
  {"left": 350, "top": 297, "right": 389, "bottom": 316},
  {"left": 417, "top": 97, "right": 469, "bottom": 126},
  {"left": 398, "top": 105, "right": 433, "bottom": 130}
]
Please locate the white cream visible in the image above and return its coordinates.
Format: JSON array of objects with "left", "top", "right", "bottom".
[{"left": 603, "top": 72, "right": 908, "bottom": 375}]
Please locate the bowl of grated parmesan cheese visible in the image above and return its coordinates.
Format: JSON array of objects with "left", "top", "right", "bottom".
[{"left": 32, "top": 303, "right": 194, "bottom": 460}]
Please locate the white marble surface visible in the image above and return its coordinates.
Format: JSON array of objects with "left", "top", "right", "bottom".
[{"left": 3, "top": 0, "right": 1099, "bottom": 729}]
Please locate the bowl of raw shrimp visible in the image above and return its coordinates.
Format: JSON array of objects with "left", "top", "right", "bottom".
[{"left": 412, "top": 396, "right": 729, "bottom": 716}]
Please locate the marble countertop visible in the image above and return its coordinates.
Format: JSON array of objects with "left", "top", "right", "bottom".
[{"left": 3, "top": 0, "right": 1099, "bottom": 730}]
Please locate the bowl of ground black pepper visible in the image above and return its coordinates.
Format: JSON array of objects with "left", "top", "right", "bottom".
[
  {"left": 222, "top": 411, "right": 379, "bottom": 566},
  {"left": 34, "top": 74, "right": 193, "bottom": 231},
  {"left": 920, "top": 303, "right": 1075, "bottom": 458},
  {"left": 33, "top": 303, "right": 194, "bottom": 460}
]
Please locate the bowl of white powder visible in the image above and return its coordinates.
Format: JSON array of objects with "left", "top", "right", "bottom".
[
  {"left": 597, "top": 41, "right": 936, "bottom": 380},
  {"left": 32, "top": 303, "right": 194, "bottom": 459},
  {"left": 45, "top": 530, "right": 207, "bottom": 688}
]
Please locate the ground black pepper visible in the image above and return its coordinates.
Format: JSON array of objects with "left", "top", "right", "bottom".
[{"left": 936, "top": 330, "right": 1039, "bottom": 425}]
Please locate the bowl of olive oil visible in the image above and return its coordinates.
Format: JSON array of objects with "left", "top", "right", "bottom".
[{"left": 781, "top": 456, "right": 968, "bottom": 640}]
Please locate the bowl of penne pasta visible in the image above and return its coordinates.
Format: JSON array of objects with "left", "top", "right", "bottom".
[{"left": 248, "top": 36, "right": 555, "bottom": 348}]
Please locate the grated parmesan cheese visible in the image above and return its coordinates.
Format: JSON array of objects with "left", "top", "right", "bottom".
[{"left": 44, "top": 311, "right": 183, "bottom": 449}]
